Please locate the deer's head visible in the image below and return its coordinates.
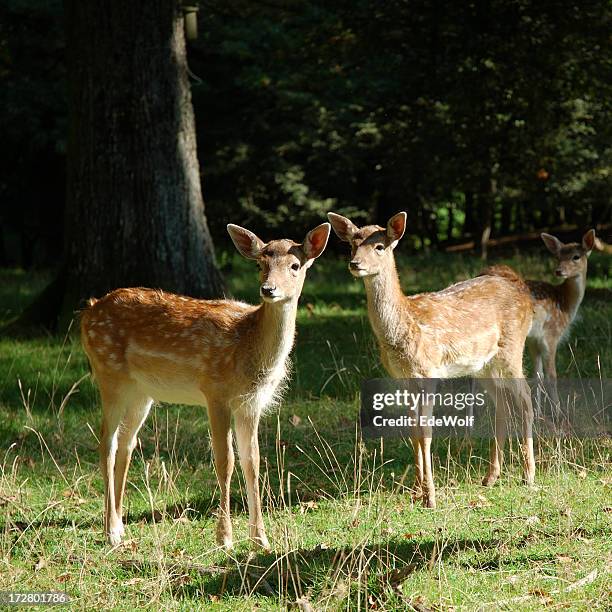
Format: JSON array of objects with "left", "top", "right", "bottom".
[
  {"left": 541, "top": 230, "right": 596, "bottom": 279},
  {"left": 227, "top": 223, "right": 330, "bottom": 303},
  {"left": 327, "top": 212, "right": 407, "bottom": 278}
]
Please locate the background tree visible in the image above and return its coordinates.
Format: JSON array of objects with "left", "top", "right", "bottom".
[{"left": 13, "top": 0, "right": 225, "bottom": 327}]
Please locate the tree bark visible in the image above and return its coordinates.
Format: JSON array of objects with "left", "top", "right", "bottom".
[{"left": 51, "top": 0, "right": 223, "bottom": 328}]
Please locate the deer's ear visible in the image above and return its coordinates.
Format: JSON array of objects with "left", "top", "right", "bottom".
[
  {"left": 541, "top": 233, "right": 563, "bottom": 256},
  {"left": 303, "top": 223, "right": 331, "bottom": 266},
  {"left": 327, "top": 212, "right": 358, "bottom": 242},
  {"left": 387, "top": 212, "right": 407, "bottom": 247},
  {"left": 582, "top": 229, "right": 596, "bottom": 255},
  {"left": 227, "top": 224, "right": 265, "bottom": 260}
]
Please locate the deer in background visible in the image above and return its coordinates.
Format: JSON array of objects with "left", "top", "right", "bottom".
[
  {"left": 328, "top": 211, "right": 535, "bottom": 508},
  {"left": 81, "top": 222, "right": 331, "bottom": 550},
  {"left": 526, "top": 230, "right": 596, "bottom": 409}
]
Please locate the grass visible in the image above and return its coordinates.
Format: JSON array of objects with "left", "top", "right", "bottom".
[{"left": 0, "top": 249, "right": 610, "bottom": 610}]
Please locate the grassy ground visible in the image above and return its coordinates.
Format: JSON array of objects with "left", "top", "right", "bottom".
[{"left": 0, "top": 250, "right": 610, "bottom": 610}]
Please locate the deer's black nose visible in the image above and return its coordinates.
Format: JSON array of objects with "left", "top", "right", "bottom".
[
  {"left": 349, "top": 260, "right": 362, "bottom": 270},
  {"left": 261, "top": 284, "right": 276, "bottom": 297}
]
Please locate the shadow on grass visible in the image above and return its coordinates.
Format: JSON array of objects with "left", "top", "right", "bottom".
[{"left": 115, "top": 534, "right": 506, "bottom": 601}]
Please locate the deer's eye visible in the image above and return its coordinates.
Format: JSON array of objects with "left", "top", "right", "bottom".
[
  {"left": 291, "top": 262, "right": 300, "bottom": 271},
  {"left": 375, "top": 244, "right": 385, "bottom": 251},
  {"left": 572, "top": 254, "right": 580, "bottom": 261}
]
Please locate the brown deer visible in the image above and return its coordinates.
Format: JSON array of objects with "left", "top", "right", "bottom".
[
  {"left": 525, "top": 230, "right": 596, "bottom": 409},
  {"left": 81, "top": 222, "right": 331, "bottom": 549},
  {"left": 328, "top": 211, "right": 535, "bottom": 508}
]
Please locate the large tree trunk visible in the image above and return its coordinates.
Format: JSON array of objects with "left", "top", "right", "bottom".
[{"left": 47, "top": 0, "right": 223, "bottom": 328}]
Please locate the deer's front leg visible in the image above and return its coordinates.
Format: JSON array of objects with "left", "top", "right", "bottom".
[
  {"left": 235, "top": 409, "right": 270, "bottom": 551},
  {"left": 418, "top": 400, "right": 436, "bottom": 509},
  {"left": 410, "top": 436, "right": 424, "bottom": 500},
  {"left": 208, "top": 405, "right": 234, "bottom": 549}
]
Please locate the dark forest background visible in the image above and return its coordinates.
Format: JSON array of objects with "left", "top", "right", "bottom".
[{"left": 1, "top": 0, "right": 610, "bottom": 269}]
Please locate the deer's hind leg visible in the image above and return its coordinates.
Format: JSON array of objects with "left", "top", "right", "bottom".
[
  {"left": 114, "top": 395, "right": 153, "bottom": 530},
  {"left": 99, "top": 377, "right": 150, "bottom": 545},
  {"left": 512, "top": 377, "right": 536, "bottom": 485},
  {"left": 410, "top": 436, "right": 424, "bottom": 501},
  {"left": 479, "top": 377, "right": 509, "bottom": 487}
]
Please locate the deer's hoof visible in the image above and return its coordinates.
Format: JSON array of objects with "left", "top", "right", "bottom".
[
  {"left": 251, "top": 534, "right": 271, "bottom": 553},
  {"left": 218, "top": 536, "right": 233, "bottom": 551},
  {"left": 107, "top": 524, "right": 124, "bottom": 546},
  {"left": 482, "top": 473, "right": 499, "bottom": 487},
  {"left": 422, "top": 495, "right": 436, "bottom": 509},
  {"left": 523, "top": 474, "right": 535, "bottom": 486},
  {"left": 216, "top": 520, "right": 233, "bottom": 550}
]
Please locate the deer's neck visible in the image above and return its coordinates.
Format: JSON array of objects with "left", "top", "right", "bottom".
[
  {"left": 363, "top": 259, "right": 410, "bottom": 344},
  {"left": 252, "top": 298, "right": 297, "bottom": 373},
  {"left": 559, "top": 271, "right": 587, "bottom": 322}
]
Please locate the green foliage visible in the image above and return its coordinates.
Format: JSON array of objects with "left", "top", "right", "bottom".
[{"left": 194, "top": 0, "right": 611, "bottom": 244}]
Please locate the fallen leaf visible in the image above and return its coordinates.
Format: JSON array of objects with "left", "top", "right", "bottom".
[
  {"left": 57, "top": 572, "right": 71, "bottom": 583},
  {"left": 576, "top": 535, "right": 592, "bottom": 543},
  {"left": 409, "top": 595, "right": 434, "bottom": 612},
  {"left": 296, "top": 596, "right": 314, "bottom": 612},
  {"left": 119, "top": 539, "right": 138, "bottom": 552},
  {"left": 528, "top": 588, "right": 553, "bottom": 604},
  {"left": 388, "top": 564, "right": 417, "bottom": 585},
  {"left": 172, "top": 574, "right": 191, "bottom": 586},
  {"left": 289, "top": 414, "right": 302, "bottom": 427},
  {"left": 300, "top": 500, "right": 318, "bottom": 514},
  {"left": 34, "top": 558, "right": 47, "bottom": 571},
  {"left": 468, "top": 494, "right": 492, "bottom": 508}
]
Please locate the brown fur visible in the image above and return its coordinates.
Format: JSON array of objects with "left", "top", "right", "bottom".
[
  {"left": 82, "top": 223, "right": 331, "bottom": 550},
  {"left": 329, "top": 212, "right": 536, "bottom": 508},
  {"left": 482, "top": 231, "right": 595, "bottom": 410},
  {"left": 527, "top": 231, "right": 594, "bottom": 409}
]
